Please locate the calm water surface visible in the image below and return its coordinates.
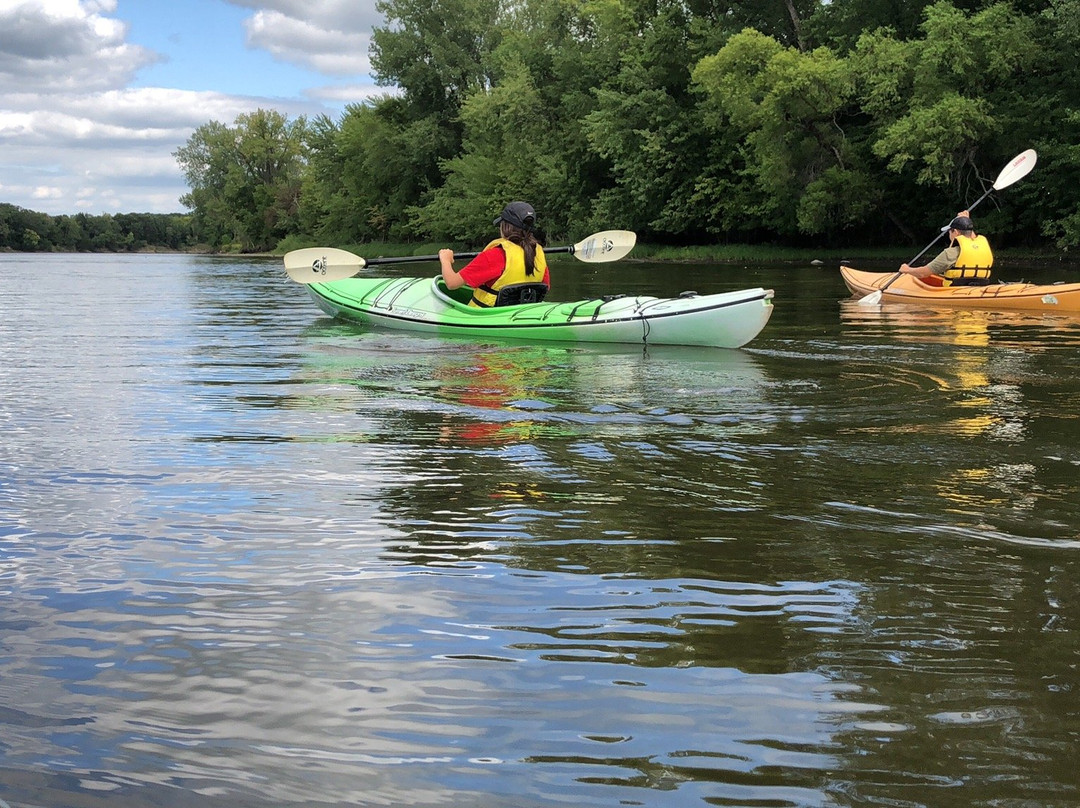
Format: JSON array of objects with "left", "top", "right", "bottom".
[{"left": 2, "top": 253, "right": 1079, "bottom": 807}]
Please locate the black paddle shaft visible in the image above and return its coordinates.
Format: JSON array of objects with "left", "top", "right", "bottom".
[{"left": 362, "top": 244, "right": 572, "bottom": 268}]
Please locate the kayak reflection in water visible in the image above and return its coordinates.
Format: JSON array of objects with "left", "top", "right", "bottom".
[
  {"left": 433, "top": 343, "right": 558, "bottom": 447},
  {"left": 439, "top": 201, "right": 552, "bottom": 307},
  {"left": 898, "top": 210, "right": 995, "bottom": 287}
]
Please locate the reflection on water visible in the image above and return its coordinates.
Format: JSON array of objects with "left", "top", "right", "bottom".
[
  {"left": 839, "top": 298, "right": 1080, "bottom": 347},
  {"left": 2, "top": 255, "right": 1079, "bottom": 807},
  {"left": 834, "top": 297, "right": 1080, "bottom": 548}
]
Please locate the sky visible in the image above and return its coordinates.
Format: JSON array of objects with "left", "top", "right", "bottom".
[{"left": 0, "top": 0, "right": 389, "bottom": 216}]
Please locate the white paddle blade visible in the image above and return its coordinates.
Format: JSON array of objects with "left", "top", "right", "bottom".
[
  {"left": 993, "top": 149, "right": 1037, "bottom": 190},
  {"left": 858, "top": 271, "right": 899, "bottom": 305},
  {"left": 284, "top": 247, "right": 367, "bottom": 283},
  {"left": 572, "top": 230, "right": 637, "bottom": 262}
]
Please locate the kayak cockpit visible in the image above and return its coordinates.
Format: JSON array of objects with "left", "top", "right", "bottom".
[
  {"left": 430, "top": 277, "right": 549, "bottom": 310},
  {"left": 431, "top": 277, "right": 475, "bottom": 308}
]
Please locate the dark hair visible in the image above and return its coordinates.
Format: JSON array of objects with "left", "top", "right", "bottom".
[
  {"left": 950, "top": 215, "right": 975, "bottom": 232},
  {"left": 500, "top": 221, "right": 540, "bottom": 275}
]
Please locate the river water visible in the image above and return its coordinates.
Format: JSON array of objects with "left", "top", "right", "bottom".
[{"left": 2, "top": 252, "right": 1079, "bottom": 808}]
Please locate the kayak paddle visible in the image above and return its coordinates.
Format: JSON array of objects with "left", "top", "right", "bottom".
[
  {"left": 858, "top": 149, "right": 1038, "bottom": 305},
  {"left": 284, "top": 229, "right": 637, "bottom": 284}
]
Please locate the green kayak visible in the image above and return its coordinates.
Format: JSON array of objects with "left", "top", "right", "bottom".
[{"left": 303, "top": 275, "right": 774, "bottom": 349}]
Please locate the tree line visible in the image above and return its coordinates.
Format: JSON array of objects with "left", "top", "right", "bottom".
[{"left": 0, "top": 204, "right": 198, "bottom": 252}]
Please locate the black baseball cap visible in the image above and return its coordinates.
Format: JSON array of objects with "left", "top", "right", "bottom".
[{"left": 494, "top": 201, "right": 535, "bottom": 230}]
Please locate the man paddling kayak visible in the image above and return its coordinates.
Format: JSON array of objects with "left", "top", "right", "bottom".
[
  {"left": 439, "top": 201, "right": 551, "bottom": 307},
  {"left": 898, "top": 210, "right": 994, "bottom": 287}
]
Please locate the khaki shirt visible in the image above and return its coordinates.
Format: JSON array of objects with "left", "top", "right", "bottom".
[{"left": 925, "top": 245, "right": 960, "bottom": 274}]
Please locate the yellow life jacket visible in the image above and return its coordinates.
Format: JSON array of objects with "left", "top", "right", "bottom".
[
  {"left": 470, "top": 239, "right": 549, "bottom": 308},
  {"left": 942, "top": 234, "right": 993, "bottom": 282}
]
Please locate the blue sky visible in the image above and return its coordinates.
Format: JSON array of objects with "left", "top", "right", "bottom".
[
  {"left": 125, "top": 1, "right": 331, "bottom": 97},
  {"left": 0, "top": 0, "right": 387, "bottom": 215}
]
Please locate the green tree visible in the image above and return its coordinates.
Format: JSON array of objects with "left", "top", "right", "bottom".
[
  {"left": 846, "top": 2, "right": 1039, "bottom": 241},
  {"left": 0, "top": 205, "right": 55, "bottom": 250},
  {"left": 852, "top": 3, "right": 1036, "bottom": 187},
  {"left": 418, "top": 50, "right": 572, "bottom": 241},
  {"left": 582, "top": 1, "right": 718, "bottom": 239},
  {"left": 1022, "top": 0, "right": 1080, "bottom": 249},
  {"left": 372, "top": 0, "right": 500, "bottom": 115},
  {"left": 692, "top": 28, "right": 871, "bottom": 238},
  {"left": 712, "top": 0, "right": 821, "bottom": 50},
  {"left": 806, "top": 0, "right": 935, "bottom": 50},
  {"left": 301, "top": 99, "right": 456, "bottom": 243},
  {"left": 366, "top": 0, "right": 502, "bottom": 237},
  {"left": 372, "top": 0, "right": 610, "bottom": 242},
  {"left": 22, "top": 228, "right": 42, "bottom": 249},
  {"left": 174, "top": 109, "right": 307, "bottom": 251}
]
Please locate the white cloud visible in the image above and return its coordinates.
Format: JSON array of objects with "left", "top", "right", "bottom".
[
  {"left": 31, "top": 185, "right": 64, "bottom": 200},
  {"left": 0, "top": 0, "right": 159, "bottom": 93},
  {"left": 226, "top": 0, "right": 385, "bottom": 32},
  {"left": 245, "top": 9, "right": 373, "bottom": 76},
  {"left": 3, "top": 87, "right": 315, "bottom": 151},
  {"left": 307, "top": 83, "right": 393, "bottom": 103}
]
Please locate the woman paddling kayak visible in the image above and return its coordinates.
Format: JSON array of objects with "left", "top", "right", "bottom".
[{"left": 439, "top": 201, "right": 552, "bottom": 307}]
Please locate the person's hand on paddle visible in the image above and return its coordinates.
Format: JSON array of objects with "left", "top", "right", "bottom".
[{"left": 439, "top": 248, "right": 466, "bottom": 290}]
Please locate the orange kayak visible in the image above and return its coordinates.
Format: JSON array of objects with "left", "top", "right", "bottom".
[{"left": 840, "top": 265, "right": 1080, "bottom": 312}]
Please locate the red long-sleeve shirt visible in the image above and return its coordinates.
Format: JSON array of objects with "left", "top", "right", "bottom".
[{"left": 459, "top": 246, "right": 551, "bottom": 288}]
